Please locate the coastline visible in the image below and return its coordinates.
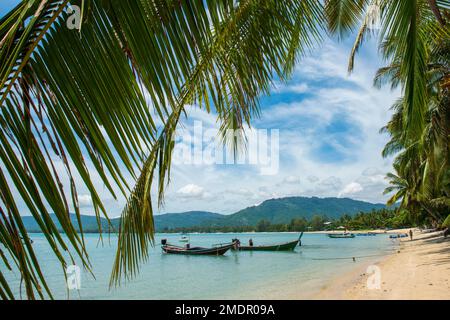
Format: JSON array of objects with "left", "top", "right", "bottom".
[{"left": 314, "top": 229, "right": 450, "bottom": 300}]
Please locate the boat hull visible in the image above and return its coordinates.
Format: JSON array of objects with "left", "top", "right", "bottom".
[
  {"left": 389, "top": 234, "right": 408, "bottom": 239},
  {"left": 327, "top": 234, "right": 355, "bottom": 238},
  {"left": 162, "top": 243, "right": 235, "bottom": 256},
  {"left": 232, "top": 239, "right": 299, "bottom": 251}
]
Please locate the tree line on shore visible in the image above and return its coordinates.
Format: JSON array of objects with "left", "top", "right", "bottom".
[
  {"left": 1, "top": 1, "right": 448, "bottom": 299},
  {"left": 161, "top": 208, "right": 414, "bottom": 233}
]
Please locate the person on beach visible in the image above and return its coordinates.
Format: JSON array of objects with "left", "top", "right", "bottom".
[
  {"left": 409, "top": 229, "right": 413, "bottom": 241},
  {"left": 249, "top": 239, "right": 254, "bottom": 247}
]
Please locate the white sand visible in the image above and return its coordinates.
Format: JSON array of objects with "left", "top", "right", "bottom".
[{"left": 314, "top": 229, "right": 450, "bottom": 300}]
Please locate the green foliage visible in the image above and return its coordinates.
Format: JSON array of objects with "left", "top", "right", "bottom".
[
  {"left": 256, "top": 219, "right": 272, "bottom": 232},
  {"left": 224, "top": 197, "right": 386, "bottom": 226},
  {"left": 20, "top": 197, "right": 388, "bottom": 233},
  {"left": 443, "top": 214, "right": 450, "bottom": 228},
  {"left": 1, "top": 0, "right": 449, "bottom": 300},
  {"left": 0, "top": 0, "right": 325, "bottom": 298},
  {"left": 381, "top": 30, "right": 449, "bottom": 225},
  {"left": 166, "top": 208, "right": 409, "bottom": 233},
  {"left": 326, "top": 0, "right": 449, "bottom": 226}
]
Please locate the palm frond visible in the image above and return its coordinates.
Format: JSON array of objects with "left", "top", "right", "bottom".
[
  {"left": 1, "top": 0, "right": 325, "bottom": 298},
  {"left": 110, "top": 0, "right": 325, "bottom": 286},
  {"left": 380, "top": 0, "right": 430, "bottom": 141},
  {"left": 324, "top": 0, "right": 369, "bottom": 38}
]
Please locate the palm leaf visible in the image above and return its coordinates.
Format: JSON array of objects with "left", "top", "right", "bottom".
[
  {"left": 1, "top": 0, "right": 325, "bottom": 298},
  {"left": 110, "top": 0, "right": 325, "bottom": 286},
  {"left": 324, "top": 0, "right": 369, "bottom": 38}
]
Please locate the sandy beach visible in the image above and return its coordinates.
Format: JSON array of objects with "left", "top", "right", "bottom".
[{"left": 315, "top": 229, "right": 450, "bottom": 299}]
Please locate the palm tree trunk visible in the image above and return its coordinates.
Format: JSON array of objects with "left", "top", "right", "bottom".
[
  {"left": 420, "top": 202, "right": 442, "bottom": 224},
  {"left": 427, "top": 0, "right": 446, "bottom": 26}
]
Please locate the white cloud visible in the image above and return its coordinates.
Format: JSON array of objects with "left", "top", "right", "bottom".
[
  {"left": 362, "top": 167, "right": 383, "bottom": 176},
  {"left": 226, "top": 188, "right": 255, "bottom": 197},
  {"left": 339, "top": 182, "right": 364, "bottom": 197},
  {"left": 148, "top": 38, "right": 400, "bottom": 214},
  {"left": 283, "top": 175, "right": 301, "bottom": 184},
  {"left": 12, "top": 37, "right": 399, "bottom": 217},
  {"left": 273, "top": 82, "right": 309, "bottom": 94},
  {"left": 319, "top": 176, "right": 343, "bottom": 190},
  {"left": 77, "top": 194, "right": 92, "bottom": 208},
  {"left": 176, "top": 184, "right": 206, "bottom": 199}
]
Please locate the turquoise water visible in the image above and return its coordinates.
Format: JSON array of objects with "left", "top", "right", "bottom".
[{"left": 2, "top": 233, "right": 397, "bottom": 299}]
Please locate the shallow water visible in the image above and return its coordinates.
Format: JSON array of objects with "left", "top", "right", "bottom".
[{"left": 1, "top": 232, "right": 397, "bottom": 299}]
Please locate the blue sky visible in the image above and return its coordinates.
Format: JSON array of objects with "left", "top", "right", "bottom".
[
  {"left": 1, "top": 2, "right": 400, "bottom": 216},
  {"left": 0, "top": 0, "right": 18, "bottom": 16},
  {"left": 160, "top": 38, "right": 399, "bottom": 215}
]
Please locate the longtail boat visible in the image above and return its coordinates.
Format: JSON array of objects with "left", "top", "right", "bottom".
[
  {"left": 161, "top": 239, "right": 236, "bottom": 256},
  {"left": 232, "top": 233, "right": 303, "bottom": 251},
  {"left": 389, "top": 233, "right": 408, "bottom": 239},
  {"left": 327, "top": 233, "right": 355, "bottom": 239},
  {"left": 356, "top": 232, "right": 377, "bottom": 236},
  {"left": 179, "top": 234, "right": 190, "bottom": 242}
]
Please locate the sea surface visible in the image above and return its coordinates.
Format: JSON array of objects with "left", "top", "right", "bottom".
[{"left": 2, "top": 232, "right": 398, "bottom": 299}]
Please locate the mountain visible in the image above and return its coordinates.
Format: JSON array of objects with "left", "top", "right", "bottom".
[
  {"left": 21, "top": 197, "right": 387, "bottom": 232},
  {"left": 21, "top": 211, "right": 222, "bottom": 233},
  {"left": 154, "top": 211, "right": 225, "bottom": 230},
  {"left": 22, "top": 214, "right": 112, "bottom": 233},
  {"left": 219, "top": 197, "right": 386, "bottom": 226}
]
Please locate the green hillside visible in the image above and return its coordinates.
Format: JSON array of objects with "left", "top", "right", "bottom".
[
  {"left": 154, "top": 211, "right": 225, "bottom": 230},
  {"left": 22, "top": 214, "right": 113, "bottom": 233},
  {"left": 22, "top": 211, "right": 223, "bottom": 233},
  {"left": 221, "top": 197, "right": 386, "bottom": 226},
  {"left": 21, "top": 197, "right": 387, "bottom": 233}
]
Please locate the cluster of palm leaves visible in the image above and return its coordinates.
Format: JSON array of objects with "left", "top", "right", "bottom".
[
  {"left": 373, "top": 3, "right": 449, "bottom": 227},
  {"left": 0, "top": 0, "right": 448, "bottom": 300},
  {"left": 336, "top": 208, "right": 412, "bottom": 230},
  {"left": 324, "top": 0, "right": 449, "bottom": 226},
  {"left": 0, "top": 0, "right": 324, "bottom": 299}
]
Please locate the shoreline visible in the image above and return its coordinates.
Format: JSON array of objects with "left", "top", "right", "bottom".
[
  {"left": 314, "top": 229, "right": 450, "bottom": 300},
  {"left": 25, "top": 229, "right": 414, "bottom": 235}
]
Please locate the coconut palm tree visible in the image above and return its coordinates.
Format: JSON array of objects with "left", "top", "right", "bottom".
[
  {"left": 324, "top": 0, "right": 449, "bottom": 226},
  {"left": 1, "top": 0, "right": 448, "bottom": 300},
  {"left": 0, "top": 0, "right": 326, "bottom": 299},
  {"left": 379, "top": 27, "right": 449, "bottom": 225},
  {"left": 383, "top": 165, "right": 424, "bottom": 220},
  {"left": 325, "top": 0, "right": 449, "bottom": 141}
]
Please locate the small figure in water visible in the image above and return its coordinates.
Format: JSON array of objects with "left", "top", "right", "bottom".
[
  {"left": 409, "top": 229, "right": 413, "bottom": 241},
  {"left": 232, "top": 239, "right": 240, "bottom": 249},
  {"left": 249, "top": 239, "right": 254, "bottom": 247}
]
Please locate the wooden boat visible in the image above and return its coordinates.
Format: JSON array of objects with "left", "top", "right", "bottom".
[
  {"left": 20, "top": 236, "right": 34, "bottom": 244},
  {"left": 420, "top": 228, "right": 437, "bottom": 234},
  {"left": 327, "top": 233, "right": 355, "bottom": 239},
  {"left": 356, "top": 232, "right": 377, "bottom": 236},
  {"left": 389, "top": 233, "right": 408, "bottom": 239},
  {"left": 232, "top": 233, "right": 303, "bottom": 251},
  {"left": 179, "top": 234, "right": 190, "bottom": 242},
  {"left": 161, "top": 240, "right": 236, "bottom": 256}
]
